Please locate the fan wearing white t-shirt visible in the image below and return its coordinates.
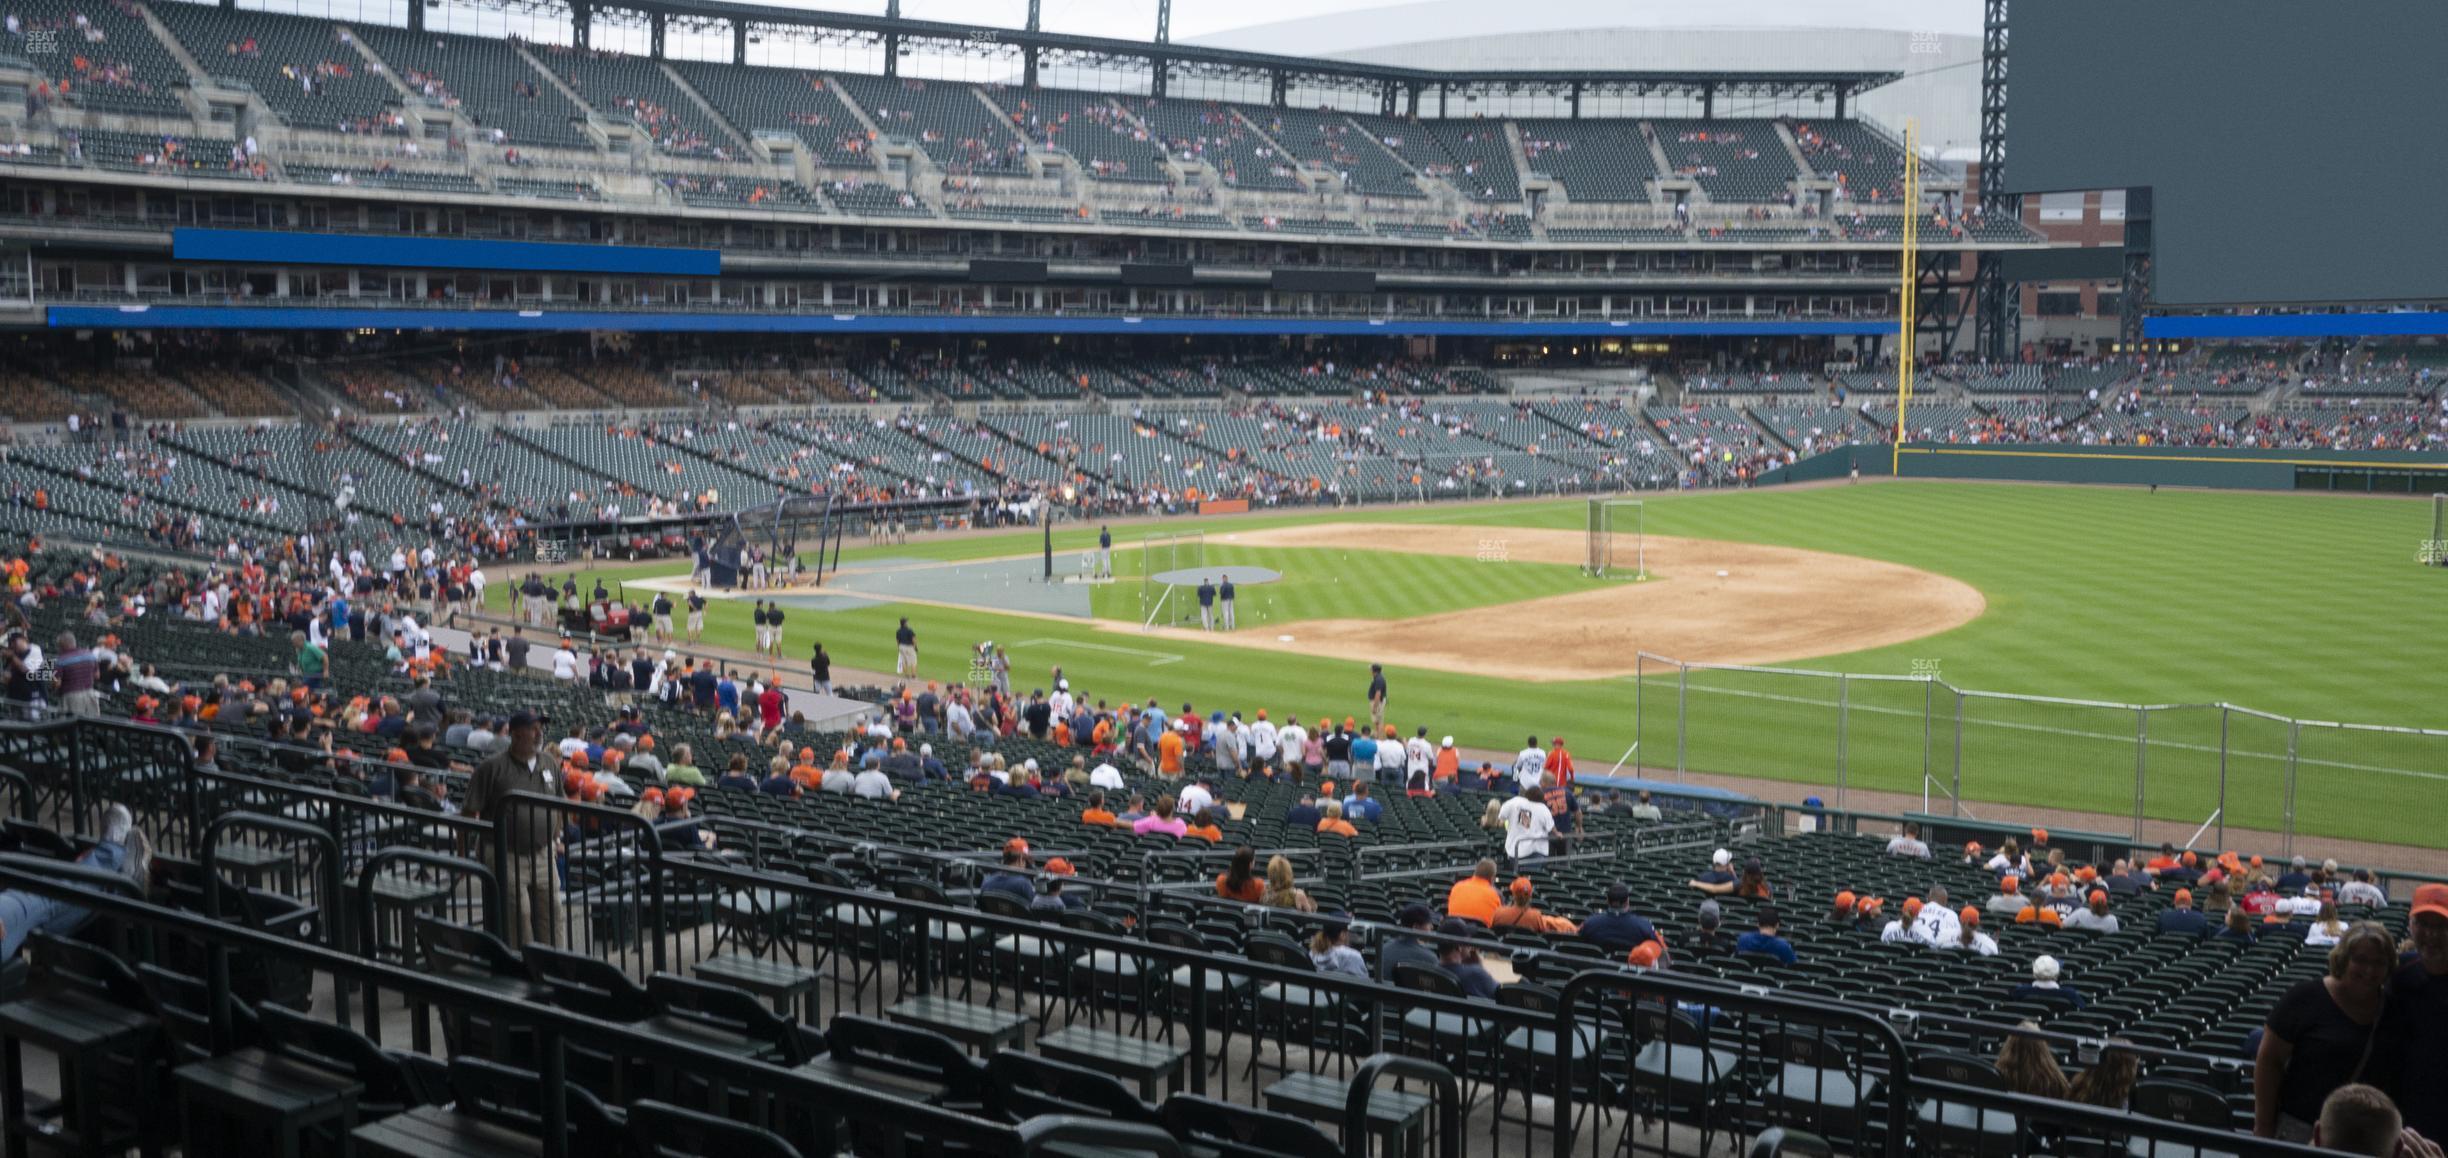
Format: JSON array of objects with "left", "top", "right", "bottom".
[{"left": 1496, "top": 782, "right": 1555, "bottom": 861}]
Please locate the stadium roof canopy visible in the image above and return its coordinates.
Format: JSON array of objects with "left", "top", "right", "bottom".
[{"left": 515, "top": 0, "right": 1900, "bottom": 106}]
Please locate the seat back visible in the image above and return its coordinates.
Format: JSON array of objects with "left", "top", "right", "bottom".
[
  {"left": 1159, "top": 1094, "right": 1343, "bottom": 1158},
  {"left": 986, "top": 1052, "right": 1157, "bottom": 1125},
  {"left": 645, "top": 974, "right": 810, "bottom": 1065},
  {"left": 416, "top": 916, "right": 524, "bottom": 978},
  {"left": 446, "top": 1057, "right": 624, "bottom": 1152},
  {"left": 524, "top": 944, "right": 648, "bottom": 1021},
  {"left": 258, "top": 1004, "right": 432, "bottom": 1109},
  {"left": 822, "top": 1015, "right": 987, "bottom": 1103},
  {"left": 1393, "top": 962, "right": 1463, "bottom": 997},
  {"left": 1911, "top": 1052, "right": 2008, "bottom": 1090},
  {"left": 2129, "top": 1079, "right": 2231, "bottom": 1129},
  {"left": 27, "top": 932, "right": 151, "bottom": 1011},
  {"left": 629, "top": 1099, "right": 801, "bottom": 1158},
  {"left": 975, "top": 890, "right": 1033, "bottom": 920}
]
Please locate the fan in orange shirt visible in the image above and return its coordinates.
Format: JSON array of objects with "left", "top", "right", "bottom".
[
  {"left": 1446, "top": 859, "right": 1503, "bottom": 924},
  {"left": 1079, "top": 790, "right": 1121, "bottom": 828},
  {"left": 787, "top": 746, "right": 824, "bottom": 789},
  {"left": 1434, "top": 736, "right": 1460, "bottom": 781},
  {"left": 1157, "top": 725, "right": 1186, "bottom": 776},
  {"left": 1490, "top": 878, "right": 1580, "bottom": 935},
  {"left": 1315, "top": 800, "right": 1358, "bottom": 838}
]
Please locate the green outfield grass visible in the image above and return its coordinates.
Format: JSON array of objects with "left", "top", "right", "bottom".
[
  {"left": 1085, "top": 544, "right": 1593, "bottom": 626},
  {"left": 495, "top": 483, "right": 2448, "bottom": 847}
]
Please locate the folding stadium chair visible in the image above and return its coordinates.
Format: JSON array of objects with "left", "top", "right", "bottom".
[
  {"left": 1620, "top": 1003, "right": 1745, "bottom": 1158},
  {"left": 1901, "top": 1053, "right": 2022, "bottom": 1158},
  {"left": 2126, "top": 1079, "right": 2242, "bottom": 1158},
  {"left": 1158, "top": 1094, "right": 1343, "bottom": 1158},
  {"left": 0, "top": 934, "right": 174, "bottom": 1158},
  {"left": 1491, "top": 981, "right": 1613, "bottom": 1141}
]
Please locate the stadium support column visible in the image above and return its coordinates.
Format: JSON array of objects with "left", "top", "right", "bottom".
[
  {"left": 650, "top": 11, "right": 666, "bottom": 59},
  {"left": 884, "top": 0, "right": 900, "bottom": 77},
  {"left": 2119, "top": 189, "right": 2154, "bottom": 348},
  {"left": 1973, "top": 0, "right": 2021, "bottom": 362},
  {"left": 408, "top": 0, "right": 422, "bottom": 33},
  {"left": 1155, "top": 0, "right": 1171, "bottom": 44},
  {"left": 733, "top": 23, "right": 746, "bottom": 65},
  {"left": 572, "top": 3, "right": 591, "bottom": 50},
  {"left": 1022, "top": 0, "right": 1039, "bottom": 87}
]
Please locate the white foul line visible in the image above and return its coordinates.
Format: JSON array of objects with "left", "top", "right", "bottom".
[{"left": 1012, "top": 638, "right": 1186, "bottom": 666}]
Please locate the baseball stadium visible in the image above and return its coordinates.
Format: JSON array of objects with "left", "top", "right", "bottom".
[{"left": 0, "top": 0, "right": 2439, "bottom": 1156}]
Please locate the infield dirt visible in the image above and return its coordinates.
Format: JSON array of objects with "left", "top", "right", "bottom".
[{"left": 1139, "top": 522, "right": 1987, "bottom": 682}]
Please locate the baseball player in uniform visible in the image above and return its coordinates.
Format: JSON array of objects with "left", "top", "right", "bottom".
[
  {"left": 685, "top": 589, "right": 705, "bottom": 642},
  {"left": 1097, "top": 525, "right": 1113, "bottom": 579},
  {"left": 1219, "top": 575, "right": 1237, "bottom": 630},
  {"left": 1196, "top": 578, "right": 1217, "bottom": 631},
  {"left": 752, "top": 602, "right": 771, "bottom": 654}
]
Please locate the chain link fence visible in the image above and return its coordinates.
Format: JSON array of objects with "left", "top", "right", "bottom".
[{"left": 1633, "top": 652, "right": 2448, "bottom": 856}]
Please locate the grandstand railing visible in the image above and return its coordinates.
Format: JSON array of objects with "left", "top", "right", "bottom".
[
  {"left": 1633, "top": 652, "right": 2448, "bottom": 862},
  {"left": 0, "top": 713, "right": 2393, "bottom": 1158},
  {"left": 0, "top": 830, "right": 2350, "bottom": 1158}
]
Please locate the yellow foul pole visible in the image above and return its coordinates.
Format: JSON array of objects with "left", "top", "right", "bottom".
[{"left": 1894, "top": 118, "right": 1918, "bottom": 475}]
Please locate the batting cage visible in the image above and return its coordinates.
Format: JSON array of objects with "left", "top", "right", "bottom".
[
  {"left": 1586, "top": 497, "right": 1647, "bottom": 580},
  {"left": 1137, "top": 530, "right": 1206, "bottom": 627}
]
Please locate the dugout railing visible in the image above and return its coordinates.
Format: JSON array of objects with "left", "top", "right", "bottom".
[{"left": 1633, "top": 652, "right": 2448, "bottom": 863}]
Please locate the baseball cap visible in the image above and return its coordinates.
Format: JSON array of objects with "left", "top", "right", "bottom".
[
  {"left": 508, "top": 710, "right": 548, "bottom": 729},
  {"left": 1004, "top": 837, "right": 1030, "bottom": 855},
  {"left": 640, "top": 787, "right": 664, "bottom": 805},
  {"left": 1441, "top": 736, "right": 1454, "bottom": 748},
  {"left": 1696, "top": 899, "right": 1723, "bottom": 927},
  {"left": 1833, "top": 890, "right": 1856, "bottom": 912},
  {"left": 1966, "top": 841, "right": 1983, "bottom": 855},
  {"left": 2002, "top": 875, "right": 2020, "bottom": 894},
  {"left": 1607, "top": 883, "right": 1631, "bottom": 905},
  {"left": 2088, "top": 889, "right": 2108, "bottom": 906},
  {"left": 1902, "top": 897, "right": 1925, "bottom": 918},
  {"left": 1959, "top": 906, "right": 1981, "bottom": 926},
  {"left": 1509, "top": 877, "right": 1534, "bottom": 898},
  {"left": 1859, "top": 897, "right": 1885, "bottom": 916},
  {"left": 2412, "top": 883, "right": 2448, "bottom": 921},
  {"left": 2173, "top": 888, "right": 2194, "bottom": 906},
  {"left": 1711, "top": 848, "right": 1732, "bottom": 866},
  {"left": 1395, "top": 903, "right": 1435, "bottom": 928},
  {"left": 1436, "top": 918, "right": 1476, "bottom": 940},
  {"left": 1044, "top": 858, "right": 1075, "bottom": 876},
  {"left": 2032, "top": 955, "right": 2061, "bottom": 981}
]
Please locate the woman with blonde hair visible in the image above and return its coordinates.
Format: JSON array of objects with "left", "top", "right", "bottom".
[
  {"left": 1261, "top": 854, "right": 1315, "bottom": 913},
  {"left": 1479, "top": 799, "right": 1506, "bottom": 832},
  {"left": 1995, "top": 1022, "right": 2071, "bottom": 1100},
  {"left": 2305, "top": 899, "right": 2347, "bottom": 947}
]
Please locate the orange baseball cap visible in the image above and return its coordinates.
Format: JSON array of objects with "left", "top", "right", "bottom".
[
  {"left": 1903, "top": 897, "right": 1925, "bottom": 918},
  {"left": 1628, "top": 940, "right": 1663, "bottom": 968},
  {"left": 2088, "top": 890, "right": 2107, "bottom": 906},
  {"left": 2076, "top": 866, "right": 2098, "bottom": 882},
  {"left": 1509, "top": 877, "right": 1534, "bottom": 898},
  {"left": 1044, "top": 858, "right": 1075, "bottom": 876},
  {"left": 641, "top": 787, "right": 664, "bottom": 804},
  {"left": 2030, "top": 828, "right": 2048, "bottom": 844},
  {"left": 2002, "top": 875, "right": 2020, "bottom": 894},
  {"left": 1833, "top": 890, "right": 1857, "bottom": 911},
  {"left": 1966, "top": 841, "right": 1983, "bottom": 855},
  {"left": 1004, "top": 837, "right": 1030, "bottom": 855},
  {"left": 1859, "top": 897, "right": 1885, "bottom": 916},
  {"left": 2249, "top": 855, "right": 2264, "bottom": 868},
  {"left": 2049, "top": 872, "right": 2069, "bottom": 889},
  {"left": 2412, "top": 883, "right": 2448, "bottom": 921},
  {"left": 1960, "top": 907, "right": 1981, "bottom": 926},
  {"left": 2174, "top": 889, "right": 2194, "bottom": 905},
  {"left": 2181, "top": 850, "right": 2199, "bottom": 867}
]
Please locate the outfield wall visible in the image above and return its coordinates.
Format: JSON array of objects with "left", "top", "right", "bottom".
[{"left": 1763, "top": 443, "right": 2448, "bottom": 492}]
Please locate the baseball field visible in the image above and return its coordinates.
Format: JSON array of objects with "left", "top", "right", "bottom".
[{"left": 490, "top": 481, "right": 2448, "bottom": 851}]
